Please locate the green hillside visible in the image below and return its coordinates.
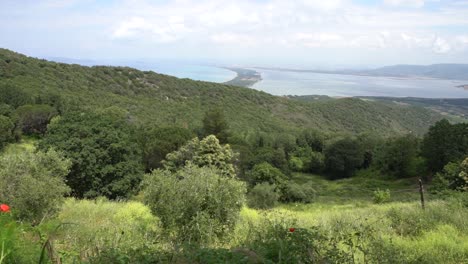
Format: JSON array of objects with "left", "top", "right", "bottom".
[{"left": 0, "top": 49, "right": 443, "bottom": 136}]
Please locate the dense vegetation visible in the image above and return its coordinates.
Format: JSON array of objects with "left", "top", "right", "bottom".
[
  {"left": 0, "top": 48, "right": 467, "bottom": 263},
  {"left": 0, "top": 48, "right": 444, "bottom": 136}
]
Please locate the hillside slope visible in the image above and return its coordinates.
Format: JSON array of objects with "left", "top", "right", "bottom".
[{"left": 0, "top": 49, "right": 444, "bottom": 136}]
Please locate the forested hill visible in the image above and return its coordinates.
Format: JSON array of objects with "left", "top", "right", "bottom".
[{"left": 0, "top": 49, "right": 443, "bottom": 136}]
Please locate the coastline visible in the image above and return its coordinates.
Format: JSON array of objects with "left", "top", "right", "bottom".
[
  {"left": 223, "top": 67, "right": 262, "bottom": 87},
  {"left": 457, "top": 84, "right": 468, "bottom": 90}
]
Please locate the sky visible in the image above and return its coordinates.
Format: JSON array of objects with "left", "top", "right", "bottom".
[{"left": 1, "top": 0, "right": 468, "bottom": 68}]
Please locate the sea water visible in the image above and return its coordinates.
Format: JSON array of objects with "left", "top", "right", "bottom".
[{"left": 252, "top": 69, "right": 468, "bottom": 98}]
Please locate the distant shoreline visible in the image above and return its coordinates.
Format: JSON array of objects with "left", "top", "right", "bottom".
[
  {"left": 223, "top": 67, "right": 262, "bottom": 87},
  {"left": 457, "top": 84, "right": 468, "bottom": 90}
]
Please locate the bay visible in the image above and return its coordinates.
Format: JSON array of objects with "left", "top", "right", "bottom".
[{"left": 251, "top": 69, "right": 468, "bottom": 98}]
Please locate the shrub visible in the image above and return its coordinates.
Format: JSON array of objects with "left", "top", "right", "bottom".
[
  {"left": 0, "top": 149, "right": 70, "bottom": 223},
  {"left": 162, "top": 135, "right": 237, "bottom": 178},
  {"left": 248, "top": 183, "right": 280, "bottom": 209},
  {"left": 373, "top": 189, "right": 391, "bottom": 204},
  {"left": 281, "top": 182, "right": 316, "bottom": 203},
  {"left": 142, "top": 164, "right": 246, "bottom": 244},
  {"left": 248, "top": 162, "right": 287, "bottom": 186}
]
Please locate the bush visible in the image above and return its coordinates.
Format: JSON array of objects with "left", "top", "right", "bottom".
[
  {"left": 247, "top": 183, "right": 280, "bottom": 209},
  {"left": 162, "top": 135, "right": 237, "bottom": 178},
  {"left": 281, "top": 182, "right": 316, "bottom": 203},
  {"left": 248, "top": 162, "right": 287, "bottom": 186},
  {"left": 0, "top": 149, "right": 70, "bottom": 223},
  {"left": 142, "top": 164, "right": 246, "bottom": 244},
  {"left": 372, "top": 189, "right": 391, "bottom": 204}
]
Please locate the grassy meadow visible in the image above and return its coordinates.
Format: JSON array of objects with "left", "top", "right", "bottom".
[{"left": 3, "top": 141, "right": 466, "bottom": 263}]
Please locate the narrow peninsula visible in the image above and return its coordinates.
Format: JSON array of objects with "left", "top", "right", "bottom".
[{"left": 223, "top": 67, "right": 262, "bottom": 87}]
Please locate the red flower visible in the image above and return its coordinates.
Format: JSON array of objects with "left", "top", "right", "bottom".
[
  {"left": 289, "top": 227, "right": 295, "bottom": 232},
  {"left": 0, "top": 204, "right": 10, "bottom": 213}
]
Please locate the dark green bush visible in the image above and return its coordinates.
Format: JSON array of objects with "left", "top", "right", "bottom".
[
  {"left": 281, "top": 182, "right": 316, "bottom": 203},
  {"left": 247, "top": 183, "right": 280, "bottom": 209}
]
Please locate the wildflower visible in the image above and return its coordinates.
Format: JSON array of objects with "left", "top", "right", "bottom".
[
  {"left": 289, "top": 227, "right": 295, "bottom": 232},
  {"left": 0, "top": 204, "right": 10, "bottom": 213}
]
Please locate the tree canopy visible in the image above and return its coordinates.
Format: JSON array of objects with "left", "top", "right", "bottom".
[{"left": 39, "top": 111, "right": 144, "bottom": 199}]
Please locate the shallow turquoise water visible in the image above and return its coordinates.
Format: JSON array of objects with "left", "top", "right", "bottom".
[{"left": 252, "top": 69, "right": 468, "bottom": 98}]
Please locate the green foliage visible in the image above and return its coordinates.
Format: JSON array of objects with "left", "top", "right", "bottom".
[
  {"left": 142, "top": 164, "right": 246, "bottom": 244},
  {"left": 137, "top": 126, "right": 193, "bottom": 172},
  {"left": 0, "top": 49, "right": 445, "bottom": 140},
  {"left": 248, "top": 162, "right": 287, "bottom": 186},
  {"left": 282, "top": 182, "right": 316, "bottom": 203},
  {"left": 432, "top": 162, "right": 463, "bottom": 192},
  {"left": 375, "top": 135, "right": 424, "bottom": 178},
  {"left": 0, "top": 115, "right": 13, "bottom": 150},
  {"left": 0, "top": 83, "right": 32, "bottom": 108},
  {"left": 162, "top": 135, "right": 237, "bottom": 178},
  {"left": 422, "top": 119, "right": 468, "bottom": 172},
  {"left": 459, "top": 158, "right": 468, "bottom": 191},
  {"left": 0, "top": 149, "right": 70, "bottom": 223},
  {"left": 14, "top": 104, "right": 57, "bottom": 136},
  {"left": 324, "top": 137, "right": 365, "bottom": 178},
  {"left": 289, "top": 146, "right": 325, "bottom": 173},
  {"left": 39, "top": 111, "right": 144, "bottom": 199},
  {"left": 202, "top": 108, "right": 230, "bottom": 143},
  {"left": 247, "top": 183, "right": 280, "bottom": 209},
  {"left": 372, "top": 189, "right": 391, "bottom": 204}
]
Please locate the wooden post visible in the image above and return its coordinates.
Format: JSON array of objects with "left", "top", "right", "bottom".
[{"left": 418, "top": 178, "right": 425, "bottom": 210}]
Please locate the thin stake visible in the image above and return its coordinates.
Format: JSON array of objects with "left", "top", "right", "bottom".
[{"left": 418, "top": 178, "right": 425, "bottom": 210}]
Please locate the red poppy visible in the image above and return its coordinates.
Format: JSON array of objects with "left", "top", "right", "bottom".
[
  {"left": 0, "top": 204, "right": 10, "bottom": 213},
  {"left": 289, "top": 227, "right": 295, "bottom": 232}
]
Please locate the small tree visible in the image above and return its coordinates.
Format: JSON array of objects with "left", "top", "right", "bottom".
[
  {"left": 137, "top": 126, "right": 193, "bottom": 172},
  {"left": 202, "top": 108, "right": 229, "bottom": 143},
  {"left": 0, "top": 150, "right": 71, "bottom": 223},
  {"left": 142, "top": 164, "right": 246, "bottom": 243},
  {"left": 163, "top": 135, "right": 237, "bottom": 178},
  {"left": 459, "top": 158, "right": 468, "bottom": 191},
  {"left": 14, "top": 104, "right": 58, "bottom": 136},
  {"left": 249, "top": 162, "right": 287, "bottom": 186}
]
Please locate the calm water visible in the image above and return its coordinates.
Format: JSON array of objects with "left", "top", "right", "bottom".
[
  {"left": 252, "top": 69, "right": 468, "bottom": 98},
  {"left": 124, "top": 62, "right": 236, "bottom": 83},
  {"left": 51, "top": 58, "right": 236, "bottom": 83}
]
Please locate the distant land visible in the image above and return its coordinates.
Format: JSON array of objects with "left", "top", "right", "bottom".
[
  {"left": 288, "top": 95, "right": 468, "bottom": 122},
  {"left": 255, "top": 63, "right": 468, "bottom": 81},
  {"left": 223, "top": 67, "right": 262, "bottom": 87},
  {"left": 457, "top": 84, "right": 468, "bottom": 90}
]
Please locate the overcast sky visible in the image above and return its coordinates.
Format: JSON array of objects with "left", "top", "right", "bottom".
[{"left": 1, "top": 0, "right": 468, "bottom": 68}]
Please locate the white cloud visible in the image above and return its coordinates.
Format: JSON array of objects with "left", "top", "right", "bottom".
[
  {"left": 384, "top": 0, "right": 426, "bottom": 8},
  {"left": 432, "top": 37, "right": 451, "bottom": 53},
  {"left": 294, "top": 33, "right": 344, "bottom": 47},
  {"left": 112, "top": 16, "right": 188, "bottom": 43}
]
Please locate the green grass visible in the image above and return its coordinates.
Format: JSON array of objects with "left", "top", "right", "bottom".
[{"left": 291, "top": 171, "right": 421, "bottom": 204}]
